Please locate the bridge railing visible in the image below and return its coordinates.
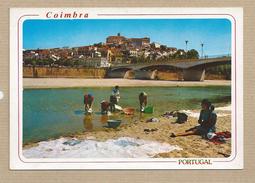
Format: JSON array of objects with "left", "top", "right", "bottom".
[
  {"left": 201, "top": 53, "right": 231, "bottom": 59},
  {"left": 111, "top": 54, "right": 231, "bottom": 67}
]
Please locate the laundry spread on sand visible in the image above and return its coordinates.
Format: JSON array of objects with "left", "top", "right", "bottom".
[
  {"left": 161, "top": 111, "right": 188, "bottom": 124},
  {"left": 63, "top": 139, "right": 82, "bottom": 146},
  {"left": 208, "top": 131, "right": 231, "bottom": 144},
  {"left": 146, "top": 118, "right": 160, "bottom": 123},
  {"left": 161, "top": 112, "right": 174, "bottom": 119},
  {"left": 23, "top": 137, "right": 182, "bottom": 158}
]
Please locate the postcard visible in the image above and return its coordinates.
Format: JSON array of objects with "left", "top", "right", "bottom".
[{"left": 10, "top": 8, "right": 243, "bottom": 169}]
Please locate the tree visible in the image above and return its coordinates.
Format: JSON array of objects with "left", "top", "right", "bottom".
[
  {"left": 93, "top": 42, "right": 103, "bottom": 47},
  {"left": 186, "top": 49, "right": 199, "bottom": 59},
  {"left": 24, "top": 58, "right": 33, "bottom": 65},
  {"left": 160, "top": 45, "right": 167, "bottom": 51},
  {"left": 37, "top": 60, "right": 44, "bottom": 66},
  {"left": 131, "top": 57, "right": 138, "bottom": 64},
  {"left": 173, "top": 49, "right": 186, "bottom": 59}
]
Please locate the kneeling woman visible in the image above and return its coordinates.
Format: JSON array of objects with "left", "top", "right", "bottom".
[
  {"left": 84, "top": 93, "right": 94, "bottom": 113},
  {"left": 170, "top": 99, "right": 217, "bottom": 138},
  {"left": 101, "top": 100, "right": 110, "bottom": 114}
]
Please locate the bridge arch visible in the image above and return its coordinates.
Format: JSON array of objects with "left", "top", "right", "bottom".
[
  {"left": 137, "top": 64, "right": 181, "bottom": 72},
  {"left": 137, "top": 65, "right": 184, "bottom": 80},
  {"left": 107, "top": 67, "right": 133, "bottom": 78},
  {"left": 110, "top": 67, "right": 133, "bottom": 72}
]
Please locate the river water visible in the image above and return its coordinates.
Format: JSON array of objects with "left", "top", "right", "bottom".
[{"left": 23, "top": 86, "right": 231, "bottom": 144}]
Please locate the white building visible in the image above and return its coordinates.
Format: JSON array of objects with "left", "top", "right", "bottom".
[
  {"left": 129, "top": 49, "right": 138, "bottom": 57},
  {"left": 152, "top": 42, "right": 161, "bottom": 48},
  {"left": 100, "top": 57, "right": 111, "bottom": 68}
]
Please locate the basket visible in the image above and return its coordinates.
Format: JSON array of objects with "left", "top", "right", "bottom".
[
  {"left": 144, "top": 106, "right": 154, "bottom": 114},
  {"left": 107, "top": 120, "right": 121, "bottom": 128}
]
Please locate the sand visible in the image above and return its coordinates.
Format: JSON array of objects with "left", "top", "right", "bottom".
[
  {"left": 75, "top": 116, "right": 231, "bottom": 158},
  {"left": 23, "top": 109, "right": 231, "bottom": 158},
  {"left": 23, "top": 78, "right": 231, "bottom": 89}
]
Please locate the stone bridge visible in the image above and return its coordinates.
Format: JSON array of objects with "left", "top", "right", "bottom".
[{"left": 107, "top": 57, "right": 231, "bottom": 81}]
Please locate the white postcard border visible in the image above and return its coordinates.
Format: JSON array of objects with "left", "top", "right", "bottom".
[{"left": 10, "top": 8, "right": 243, "bottom": 169}]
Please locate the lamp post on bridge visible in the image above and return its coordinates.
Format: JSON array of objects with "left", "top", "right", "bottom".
[
  {"left": 185, "top": 40, "right": 189, "bottom": 52},
  {"left": 201, "top": 42, "right": 204, "bottom": 59},
  {"left": 185, "top": 40, "right": 189, "bottom": 59}
]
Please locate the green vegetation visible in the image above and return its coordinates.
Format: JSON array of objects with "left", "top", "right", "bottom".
[
  {"left": 23, "top": 58, "right": 101, "bottom": 68},
  {"left": 129, "top": 49, "right": 199, "bottom": 64},
  {"left": 186, "top": 49, "right": 199, "bottom": 59},
  {"left": 24, "top": 58, "right": 54, "bottom": 66},
  {"left": 170, "top": 49, "right": 199, "bottom": 60}
]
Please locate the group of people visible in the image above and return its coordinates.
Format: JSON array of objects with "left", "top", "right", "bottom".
[
  {"left": 84, "top": 87, "right": 218, "bottom": 139},
  {"left": 83, "top": 85, "right": 148, "bottom": 115}
]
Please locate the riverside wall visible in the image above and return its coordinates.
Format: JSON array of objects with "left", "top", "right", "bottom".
[
  {"left": 23, "top": 66, "right": 107, "bottom": 78},
  {"left": 23, "top": 66, "right": 229, "bottom": 80}
]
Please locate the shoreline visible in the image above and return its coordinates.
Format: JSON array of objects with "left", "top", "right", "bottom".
[
  {"left": 23, "top": 78, "right": 231, "bottom": 89},
  {"left": 23, "top": 106, "right": 231, "bottom": 158}
]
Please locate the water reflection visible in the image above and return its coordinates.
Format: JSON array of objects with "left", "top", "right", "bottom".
[
  {"left": 100, "top": 114, "right": 109, "bottom": 124},
  {"left": 83, "top": 114, "right": 93, "bottom": 131}
]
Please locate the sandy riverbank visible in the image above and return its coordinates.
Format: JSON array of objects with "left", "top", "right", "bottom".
[
  {"left": 23, "top": 107, "right": 231, "bottom": 158},
  {"left": 23, "top": 78, "right": 231, "bottom": 89}
]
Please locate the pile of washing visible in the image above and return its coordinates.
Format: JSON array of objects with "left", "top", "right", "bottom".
[
  {"left": 207, "top": 131, "right": 231, "bottom": 144},
  {"left": 161, "top": 110, "right": 188, "bottom": 124}
]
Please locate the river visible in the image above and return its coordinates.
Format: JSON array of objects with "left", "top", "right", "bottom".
[{"left": 23, "top": 86, "right": 231, "bottom": 144}]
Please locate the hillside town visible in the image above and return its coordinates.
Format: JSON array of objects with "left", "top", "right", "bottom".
[{"left": 23, "top": 33, "right": 199, "bottom": 68}]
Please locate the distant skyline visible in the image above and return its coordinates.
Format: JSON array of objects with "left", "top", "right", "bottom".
[{"left": 23, "top": 19, "right": 231, "bottom": 56}]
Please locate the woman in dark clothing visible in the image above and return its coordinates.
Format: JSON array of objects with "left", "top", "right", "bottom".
[
  {"left": 84, "top": 93, "right": 94, "bottom": 113},
  {"left": 139, "top": 92, "right": 147, "bottom": 112},
  {"left": 170, "top": 99, "right": 217, "bottom": 138}
]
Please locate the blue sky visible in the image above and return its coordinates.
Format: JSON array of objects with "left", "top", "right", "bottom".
[{"left": 23, "top": 19, "right": 231, "bottom": 56}]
